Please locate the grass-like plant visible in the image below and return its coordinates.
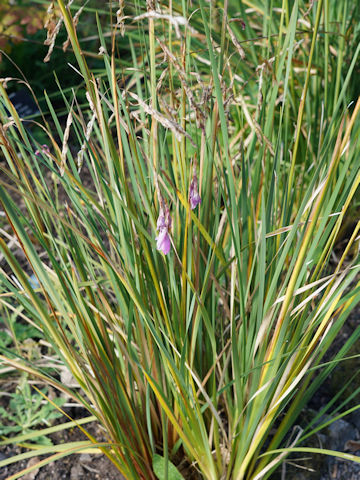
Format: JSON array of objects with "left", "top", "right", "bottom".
[{"left": 1, "top": 0, "right": 360, "bottom": 479}]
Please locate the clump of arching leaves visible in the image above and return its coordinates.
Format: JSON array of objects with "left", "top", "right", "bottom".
[{"left": 0, "top": 0, "right": 360, "bottom": 479}]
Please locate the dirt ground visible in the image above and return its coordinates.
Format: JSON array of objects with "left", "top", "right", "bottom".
[{"left": 0, "top": 419, "right": 124, "bottom": 480}]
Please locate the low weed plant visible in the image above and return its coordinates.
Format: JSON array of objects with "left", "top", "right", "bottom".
[
  {"left": 0, "top": 0, "right": 360, "bottom": 479},
  {"left": 0, "top": 376, "right": 64, "bottom": 443}
]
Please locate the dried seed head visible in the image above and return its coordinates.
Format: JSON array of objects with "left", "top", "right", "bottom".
[
  {"left": 134, "top": 11, "right": 189, "bottom": 39},
  {"left": 146, "top": 0, "right": 156, "bottom": 11},
  {"left": 44, "top": 0, "right": 75, "bottom": 62},
  {"left": 63, "top": 3, "right": 85, "bottom": 52},
  {"left": 128, "top": 91, "right": 196, "bottom": 146},
  {"left": 116, "top": 0, "right": 125, "bottom": 36},
  {"left": 43, "top": 16, "right": 63, "bottom": 62},
  {"left": 85, "top": 91, "right": 95, "bottom": 113},
  {"left": 76, "top": 112, "right": 96, "bottom": 171},
  {"left": 158, "top": 40, "right": 206, "bottom": 130},
  {"left": 44, "top": 2, "right": 57, "bottom": 39},
  {"left": 60, "top": 109, "right": 73, "bottom": 176},
  {"left": 227, "top": 23, "right": 245, "bottom": 60}
]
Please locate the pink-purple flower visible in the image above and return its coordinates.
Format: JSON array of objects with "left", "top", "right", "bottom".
[
  {"left": 189, "top": 175, "right": 201, "bottom": 210},
  {"left": 156, "top": 207, "right": 172, "bottom": 255},
  {"left": 35, "top": 144, "right": 50, "bottom": 157},
  {"left": 156, "top": 228, "right": 171, "bottom": 255}
]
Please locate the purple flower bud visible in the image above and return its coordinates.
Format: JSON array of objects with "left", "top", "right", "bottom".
[
  {"left": 156, "top": 206, "right": 172, "bottom": 255},
  {"left": 189, "top": 176, "right": 201, "bottom": 210},
  {"left": 156, "top": 228, "right": 171, "bottom": 255},
  {"left": 35, "top": 144, "right": 50, "bottom": 157},
  {"left": 157, "top": 209, "right": 166, "bottom": 231}
]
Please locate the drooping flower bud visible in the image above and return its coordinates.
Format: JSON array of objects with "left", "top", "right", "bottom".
[
  {"left": 156, "top": 228, "right": 171, "bottom": 255},
  {"left": 156, "top": 206, "right": 172, "bottom": 255},
  {"left": 189, "top": 174, "right": 201, "bottom": 210}
]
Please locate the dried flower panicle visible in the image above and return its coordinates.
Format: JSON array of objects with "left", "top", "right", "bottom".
[
  {"left": 43, "top": 2, "right": 63, "bottom": 62},
  {"left": 116, "top": 0, "right": 125, "bottom": 36},
  {"left": 63, "top": 3, "right": 85, "bottom": 52}
]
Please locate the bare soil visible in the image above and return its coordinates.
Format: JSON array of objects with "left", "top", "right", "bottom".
[{"left": 0, "top": 419, "right": 124, "bottom": 480}]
